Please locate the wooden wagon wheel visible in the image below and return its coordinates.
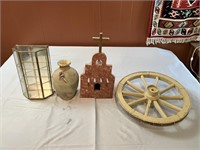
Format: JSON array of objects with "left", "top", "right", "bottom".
[{"left": 116, "top": 71, "right": 191, "bottom": 125}]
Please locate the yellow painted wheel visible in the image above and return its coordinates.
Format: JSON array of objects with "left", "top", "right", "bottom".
[{"left": 116, "top": 71, "right": 191, "bottom": 125}]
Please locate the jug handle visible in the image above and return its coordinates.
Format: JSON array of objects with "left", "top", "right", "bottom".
[{"left": 59, "top": 71, "right": 68, "bottom": 83}]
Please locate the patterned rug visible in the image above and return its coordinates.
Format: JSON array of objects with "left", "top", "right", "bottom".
[{"left": 146, "top": 0, "right": 200, "bottom": 45}]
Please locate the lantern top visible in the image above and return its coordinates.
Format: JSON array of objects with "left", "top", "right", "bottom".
[{"left": 13, "top": 45, "right": 48, "bottom": 53}]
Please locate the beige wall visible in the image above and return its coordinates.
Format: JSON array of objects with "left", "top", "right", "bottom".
[{"left": 1, "top": 1, "right": 190, "bottom": 66}]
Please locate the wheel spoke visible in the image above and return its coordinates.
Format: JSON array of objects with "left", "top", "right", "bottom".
[
  {"left": 141, "top": 75, "right": 148, "bottom": 89},
  {"left": 153, "top": 101, "right": 167, "bottom": 118},
  {"left": 158, "top": 99, "right": 182, "bottom": 112},
  {"left": 154, "top": 76, "right": 159, "bottom": 86},
  {"left": 160, "top": 95, "right": 183, "bottom": 100},
  {"left": 126, "top": 81, "right": 144, "bottom": 93},
  {"left": 128, "top": 97, "right": 147, "bottom": 106},
  {"left": 122, "top": 90, "right": 144, "bottom": 97},
  {"left": 144, "top": 99, "right": 151, "bottom": 116},
  {"left": 160, "top": 84, "right": 175, "bottom": 94}
]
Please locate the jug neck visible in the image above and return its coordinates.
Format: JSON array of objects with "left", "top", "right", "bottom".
[{"left": 58, "top": 60, "right": 71, "bottom": 70}]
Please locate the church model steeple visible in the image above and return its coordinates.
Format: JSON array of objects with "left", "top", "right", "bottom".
[{"left": 80, "top": 33, "right": 115, "bottom": 98}]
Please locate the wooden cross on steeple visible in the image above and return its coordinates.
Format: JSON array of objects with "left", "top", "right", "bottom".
[{"left": 92, "top": 32, "right": 110, "bottom": 53}]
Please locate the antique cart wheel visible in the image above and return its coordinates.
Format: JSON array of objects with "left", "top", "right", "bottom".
[{"left": 116, "top": 71, "right": 191, "bottom": 125}]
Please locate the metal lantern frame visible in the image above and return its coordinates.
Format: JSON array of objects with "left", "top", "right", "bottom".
[{"left": 13, "top": 45, "right": 54, "bottom": 100}]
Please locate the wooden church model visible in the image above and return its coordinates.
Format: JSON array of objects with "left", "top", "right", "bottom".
[{"left": 80, "top": 33, "right": 115, "bottom": 98}]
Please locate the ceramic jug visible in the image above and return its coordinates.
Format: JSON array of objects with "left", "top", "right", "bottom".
[{"left": 52, "top": 59, "right": 79, "bottom": 100}]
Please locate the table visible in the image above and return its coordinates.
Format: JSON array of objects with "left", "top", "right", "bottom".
[{"left": 1, "top": 46, "right": 200, "bottom": 150}]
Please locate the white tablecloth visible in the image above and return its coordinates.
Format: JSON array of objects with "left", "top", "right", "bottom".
[{"left": 0, "top": 46, "right": 200, "bottom": 150}]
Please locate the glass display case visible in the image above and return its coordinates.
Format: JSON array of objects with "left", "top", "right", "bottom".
[{"left": 13, "top": 45, "right": 54, "bottom": 100}]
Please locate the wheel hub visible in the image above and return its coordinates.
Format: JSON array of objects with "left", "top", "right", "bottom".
[{"left": 145, "top": 85, "right": 159, "bottom": 101}]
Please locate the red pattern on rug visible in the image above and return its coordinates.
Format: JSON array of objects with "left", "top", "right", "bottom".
[{"left": 147, "top": 0, "right": 200, "bottom": 45}]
